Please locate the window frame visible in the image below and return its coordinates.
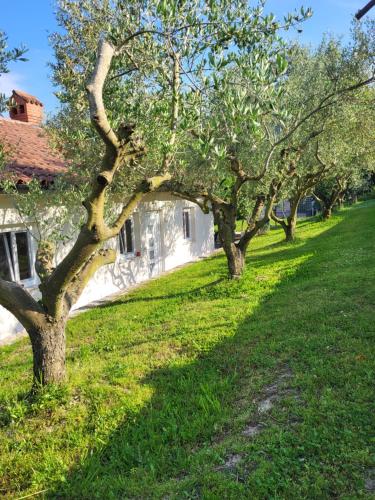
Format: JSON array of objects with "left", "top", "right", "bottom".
[
  {"left": 0, "top": 229, "right": 35, "bottom": 285},
  {"left": 118, "top": 217, "right": 135, "bottom": 258}
]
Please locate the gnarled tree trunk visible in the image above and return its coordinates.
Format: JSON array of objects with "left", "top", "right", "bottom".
[
  {"left": 285, "top": 217, "right": 297, "bottom": 242},
  {"left": 285, "top": 195, "right": 301, "bottom": 242},
  {"left": 271, "top": 196, "right": 299, "bottom": 243},
  {"left": 214, "top": 203, "right": 245, "bottom": 279},
  {"left": 224, "top": 243, "right": 245, "bottom": 279},
  {"left": 30, "top": 323, "right": 66, "bottom": 385},
  {"left": 313, "top": 193, "right": 336, "bottom": 221},
  {"left": 337, "top": 194, "right": 345, "bottom": 210},
  {"left": 322, "top": 205, "right": 333, "bottom": 219},
  {"left": 314, "top": 176, "right": 350, "bottom": 221}
]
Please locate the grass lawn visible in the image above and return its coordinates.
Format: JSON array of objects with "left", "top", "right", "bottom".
[{"left": 0, "top": 202, "right": 374, "bottom": 499}]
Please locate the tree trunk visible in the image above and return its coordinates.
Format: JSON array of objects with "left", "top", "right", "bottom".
[
  {"left": 30, "top": 323, "right": 66, "bottom": 386},
  {"left": 285, "top": 217, "right": 297, "bottom": 242},
  {"left": 322, "top": 206, "right": 332, "bottom": 220},
  {"left": 224, "top": 243, "right": 245, "bottom": 279},
  {"left": 213, "top": 203, "right": 246, "bottom": 278},
  {"left": 285, "top": 195, "right": 302, "bottom": 243},
  {"left": 272, "top": 207, "right": 297, "bottom": 242}
]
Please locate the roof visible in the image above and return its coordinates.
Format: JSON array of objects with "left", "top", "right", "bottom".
[
  {"left": 0, "top": 118, "right": 67, "bottom": 185},
  {"left": 11, "top": 90, "right": 43, "bottom": 107}
]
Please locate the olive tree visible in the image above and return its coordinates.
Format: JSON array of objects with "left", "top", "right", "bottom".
[
  {"left": 313, "top": 119, "right": 374, "bottom": 219},
  {"left": 168, "top": 31, "right": 374, "bottom": 276},
  {"left": 312, "top": 86, "right": 374, "bottom": 220},
  {"left": 270, "top": 32, "right": 375, "bottom": 239},
  {"left": 0, "top": 0, "right": 286, "bottom": 386}
]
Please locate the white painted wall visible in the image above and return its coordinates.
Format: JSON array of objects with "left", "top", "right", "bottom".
[{"left": 0, "top": 193, "right": 214, "bottom": 341}]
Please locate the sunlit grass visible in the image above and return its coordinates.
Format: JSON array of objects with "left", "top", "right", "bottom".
[{"left": 0, "top": 202, "right": 374, "bottom": 498}]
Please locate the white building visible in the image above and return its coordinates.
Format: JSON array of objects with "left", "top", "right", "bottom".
[{"left": 0, "top": 91, "right": 214, "bottom": 341}]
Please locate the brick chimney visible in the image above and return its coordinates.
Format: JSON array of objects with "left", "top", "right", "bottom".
[{"left": 9, "top": 90, "right": 44, "bottom": 125}]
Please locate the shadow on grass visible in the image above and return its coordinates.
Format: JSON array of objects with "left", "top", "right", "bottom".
[
  {"left": 107, "top": 278, "right": 226, "bottom": 306},
  {"left": 50, "top": 207, "right": 374, "bottom": 498}
]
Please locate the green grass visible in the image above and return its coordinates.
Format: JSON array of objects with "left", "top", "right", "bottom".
[{"left": 1, "top": 203, "right": 374, "bottom": 499}]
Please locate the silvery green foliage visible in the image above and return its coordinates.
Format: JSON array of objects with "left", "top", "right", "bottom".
[
  {"left": 0, "top": 176, "right": 86, "bottom": 244},
  {"left": 0, "top": 31, "right": 27, "bottom": 113},
  {"left": 48, "top": 0, "right": 311, "bottom": 203},
  {"left": 316, "top": 92, "right": 374, "bottom": 191},
  {"left": 270, "top": 22, "right": 375, "bottom": 205},
  {"left": 3, "top": 1, "right": 312, "bottom": 244}
]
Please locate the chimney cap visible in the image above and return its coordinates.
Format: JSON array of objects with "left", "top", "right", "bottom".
[{"left": 11, "top": 89, "right": 43, "bottom": 107}]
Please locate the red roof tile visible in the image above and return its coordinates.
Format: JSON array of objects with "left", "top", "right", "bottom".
[{"left": 0, "top": 118, "right": 67, "bottom": 184}]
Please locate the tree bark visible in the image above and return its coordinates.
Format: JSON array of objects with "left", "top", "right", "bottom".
[
  {"left": 322, "top": 205, "right": 332, "bottom": 220},
  {"left": 224, "top": 243, "right": 245, "bottom": 279},
  {"left": 29, "top": 323, "right": 66, "bottom": 385},
  {"left": 271, "top": 199, "right": 298, "bottom": 243},
  {"left": 313, "top": 194, "right": 336, "bottom": 220},
  {"left": 285, "top": 194, "right": 302, "bottom": 242},
  {"left": 0, "top": 279, "right": 66, "bottom": 386},
  {"left": 337, "top": 194, "right": 345, "bottom": 210},
  {"left": 214, "top": 203, "right": 245, "bottom": 278},
  {"left": 285, "top": 217, "right": 297, "bottom": 242}
]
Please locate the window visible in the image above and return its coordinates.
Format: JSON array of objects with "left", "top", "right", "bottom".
[
  {"left": 18, "top": 104, "right": 25, "bottom": 114},
  {"left": 183, "top": 209, "right": 191, "bottom": 239},
  {"left": 0, "top": 231, "right": 32, "bottom": 282},
  {"left": 119, "top": 218, "right": 134, "bottom": 255}
]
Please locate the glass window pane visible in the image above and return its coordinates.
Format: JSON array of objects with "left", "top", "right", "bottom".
[
  {"left": 15, "top": 232, "right": 31, "bottom": 280},
  {"left": 0, "top": 234, "right": 12, "bottom": 281},
  {"left": 183, "top": 210, "right": 190, "bottom": 239},
  {"left": 125, "top": 219, "right": 133, "bottom": 253},
  {"left": 186, "top": 213, "right": 190, "bottom": 238},
  {"left": 119, "top": 227, "right": 126, "bottom": 254},
  {"left": 5, "top": 233, "right": 14, "bottom": 269}
]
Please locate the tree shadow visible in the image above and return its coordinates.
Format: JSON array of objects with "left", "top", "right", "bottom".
[
  {"left": 49, "top": 207, "right": 373, "bottom": 498},
  {"left": 96, "top": 278, "right": 226, "bottom": 307}
]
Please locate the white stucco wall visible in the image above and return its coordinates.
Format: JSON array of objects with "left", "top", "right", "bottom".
[{"left": 0, "top": 193, "right": 214, "bottom": 341}]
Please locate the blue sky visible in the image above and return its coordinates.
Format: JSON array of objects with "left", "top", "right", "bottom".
[{"left": 0, "top": 0, "right": 370, "bottom": 116}]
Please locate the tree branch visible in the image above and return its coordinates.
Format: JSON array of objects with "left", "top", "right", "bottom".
[
  {"left": 237, "top": 193, "right": 275, "bottom": 252},
  {"left": 64, "top": 248, "right": 117, "bottom": 312},
  {"left": 273, "top": 76, "right": 375, "bottom": 150},
  {"left": 161, "top": 180, "right": 227, "bottom": 210},
  {"left": 162, "top": 51, "right": 181, "bottom": 171},
  {"left": 42, "top": 38, "right": 143, "bottom": 319},
  {"left": 86, "top": 39, "right": 119, "bottom": 151},
  {"left": 0, "top": 278, "right": 46, "bottom": 332},
  {"left": 249, "top": 141, "right": 278, "bottom": 183},
  {"left": 312, "top": 191, "right": 323, "bottom": 204},
  {"left": 35, "top": 240, "right": 55, "bottom": 284},
  {"left": 109, "top": 173, "right": 172, "bottom": 237},
  {"left": 171, "top": 190, "right": 210, "bottom": 213},
  {"left": 270, "top": 209, "right": 287, "bottom": 226}
]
